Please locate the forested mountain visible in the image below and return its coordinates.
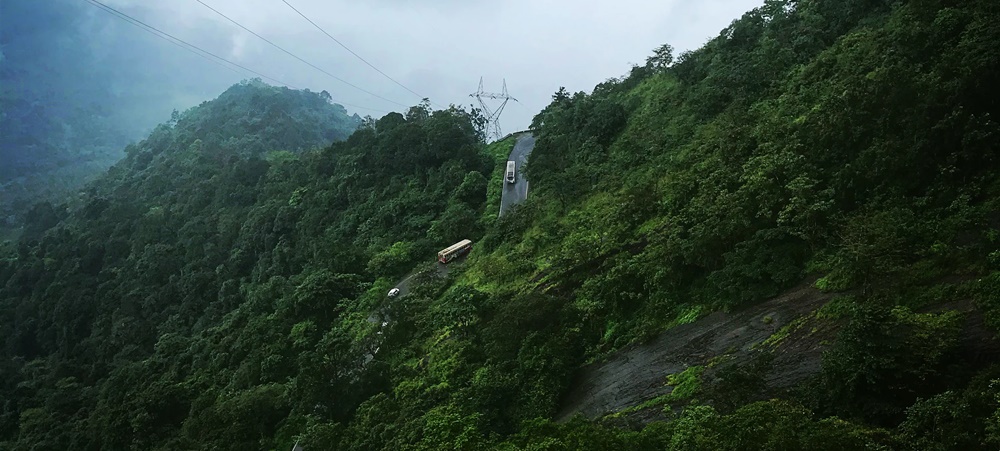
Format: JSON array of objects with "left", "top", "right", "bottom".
[
  {"left": 0, "top": 78, "right": 485, "bottom": 449},
  {"left": 0, "top": 0, "right": 245, "bottom": 239},
  {"left": 1, "top": 0, "right": 139, "bottom": 182},
  {"left": 2, "top": 0, "right": 1000, "bottom": 449}
]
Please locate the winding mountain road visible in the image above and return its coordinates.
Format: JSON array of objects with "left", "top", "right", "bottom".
[
  {"left": 499, "top": 133, "right": 535, "bottom": 217},
  {"left": 367, "top": 134, "right": 535, "bottom": 362}
]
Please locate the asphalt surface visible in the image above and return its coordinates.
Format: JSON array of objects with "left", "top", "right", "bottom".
[
  {"left": 499, "top": 133, "right": 535, "bottom": 217},
  {"left": 370, "top": 256, "right": 465, "bottom": 326},
  {"left": 391, "top": 271, "right": 421, "bottom": 298},
  {"left": 367, "top": 132, "right": 534, "bottom": 357}
]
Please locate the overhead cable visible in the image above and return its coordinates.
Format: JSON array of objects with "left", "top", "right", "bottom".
[
  {"left": 84, "top": 0, "right": 243, "bottom": 79},
  {"left": 279, "top": 0, "right": 441, "bottom": 107},
  {"left": 84, "top": 0, "right": 297, "bottom": 88},
  {"left": 196, "top": 0, "right": 409, "bottom": 109},
  {"left": 82, "top": 0, "right": 388, "bottom": 114}
]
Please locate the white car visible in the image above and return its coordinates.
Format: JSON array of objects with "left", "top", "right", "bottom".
[{"left": 388, "top": 288, "right": 400, "bottom": 297}]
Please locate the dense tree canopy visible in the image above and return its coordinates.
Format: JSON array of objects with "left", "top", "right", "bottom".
[
  {"left": 2, "top": 0, "right": 1000, "bottom": 449},
  {"left": 0, "top": 81, "right": 483, "bottom": 449},
  {"left": 0, "top": 0, "right": 274, "bottom": 239}
]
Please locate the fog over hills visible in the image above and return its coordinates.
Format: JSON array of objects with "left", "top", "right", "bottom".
[{"left": 0, "top": 0, "right": 760, "bottom": 235}]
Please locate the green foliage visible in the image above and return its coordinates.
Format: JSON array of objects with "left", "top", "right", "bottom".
[
  {"left": 897, "top": 365, "right": 1000, "bottom": 451},
  {"left": 645, "top": 43, "right": 675, "bottom": 71},
  {"left": 974, "top": 271, "right": 1000, "bottom": 332},
  {"left": 706, "top": 400, "right": 898, "bottom": 450},
  {"left": 706, "top": 354, "right": 774, "bottom": 413},
  {"left": 665, "top": 366, "right": 704, "bottom": 402},
  {"left": 812, "top": 303, "right": 963, "bottom": 424},
  {"left": 0, "top": 75, "right": 361, "bottom": 238},
  {"left": 500, "top": 400, "right": 896, "bottom": 450},
  {"left": 481, "top": 137, "right": 517, "bottom": 227},
  {"left": 500, "top": 0, "right": 1000, "bottom": 355},
  {"left": 412, "top": 404, "right": 486, "bottom": 450},
  {"left": 0, "top": 82, "right": 488, "bottom": 449},
  {"left": 3, "top": 0, "right": 1000, "bottom": 448},
  {"left": 608, "top": 365, "right": 705, "bottom": 418},
  {"left": 367, "top": 241, "right": 419, "bottom": 278}
]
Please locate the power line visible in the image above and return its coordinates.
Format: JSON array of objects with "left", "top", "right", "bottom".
[
  {"left": 280, "top": 0, "right": 440, "bottom": 107},
  {"left": 470, "top": 78, "right": 517, "bottom": 142},
  {"left": 195, "top": 0, "right": 409, "bottom": 109},
  {"left": 81, "top": 0, "right": 388, "bottom": 114},
  {"left": 85, "top": 0, "right": 298, "bottom": 89},
  {"left": 84, "top": 0, "right": 245, "bottom": 79}
]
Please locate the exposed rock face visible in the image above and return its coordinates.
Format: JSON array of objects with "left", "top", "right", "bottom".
[
  {"left": 557, "top": 281, "right": 1000, "bottom": 424},
  {"left": 557, "top": 283, "right": 835, "bottom": 421}
]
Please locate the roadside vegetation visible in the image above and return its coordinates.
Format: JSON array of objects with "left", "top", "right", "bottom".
[{"left": 2, "top": 0, "right": 999, "bottom": 449}]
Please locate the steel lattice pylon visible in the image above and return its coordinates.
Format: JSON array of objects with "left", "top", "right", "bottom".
[{"left": 470, "top": 77, "right": 517, "bottom": 142}]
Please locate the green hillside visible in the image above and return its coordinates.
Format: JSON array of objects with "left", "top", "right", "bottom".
[
  {"left": 0, "top": 78, "right": 362, "bottom": 241},
  {"left": 3, "top": 0, "right": 1000, "bottom": 449}
]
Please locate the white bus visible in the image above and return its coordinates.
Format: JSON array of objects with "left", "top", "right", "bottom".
[
  {"left": 505, "top": 161, "right": 516, "bottom": 184},
  {"left": 438, "top": 239, "right": 473, "bottom": 264}
]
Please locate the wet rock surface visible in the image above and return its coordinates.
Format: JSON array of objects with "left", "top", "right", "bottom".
[{"left": 556, "top": 282, "right": 835, "bottom": 421}]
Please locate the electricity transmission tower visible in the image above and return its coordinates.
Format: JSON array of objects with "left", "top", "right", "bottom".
[{"left": 470, "top": 77, "right": 517, "bottom": 142}]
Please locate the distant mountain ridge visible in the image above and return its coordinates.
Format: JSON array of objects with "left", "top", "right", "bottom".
[
  {"left": 0, "top": 85, "right": 488, "bottom": 448},
  {"left": 2, "top": 0, "right": 1000, "bottom": 449},
  {"left": 0, "top": 0, "right": 359, "bottom": 238},
  {"left": 155, "top": 79, "right": 362, "bottom": 159},
  {"left": 1, "top": 78, "right": 361, "bottom": 240}
]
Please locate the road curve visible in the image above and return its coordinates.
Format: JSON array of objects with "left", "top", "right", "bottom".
[{"left": 499, "top": 133, "right": 535, "bottom": 217}]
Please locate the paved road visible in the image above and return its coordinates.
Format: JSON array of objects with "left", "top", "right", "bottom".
[
  {"left": 369, "top": 256, "right": 464, "bottom": 326},
  {"left": 368, "top": 137, "right": 527, "bottom": 345},
  {"left": 392, "top": 257, "right": 462, "bottom": 298},
  {"left": 499, "top": 133, "right": 535, "bottom": 217}
]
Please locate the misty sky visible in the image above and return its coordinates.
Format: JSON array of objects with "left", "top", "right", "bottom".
[{"left": 88, "top": 0, "right": 762, "bottom": 135}]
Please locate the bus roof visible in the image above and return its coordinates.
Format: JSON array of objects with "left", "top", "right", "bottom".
[{"left": 439, "top": 239, "right": 473, "bottom": 255}]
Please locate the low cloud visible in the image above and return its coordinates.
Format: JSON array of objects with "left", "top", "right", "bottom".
[{"left": 81, "top": 0, "right": 762, "bottom": 131}]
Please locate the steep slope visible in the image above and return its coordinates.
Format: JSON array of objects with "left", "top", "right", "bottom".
[
  {"left": 0, "top": 83, "right": 483, "bottom": 449},
  {"left": 2, "top": 0, "right": 1000, "bottom": 449},
  {"left": 94, "top": 79, "right": 361, "bottom": 188},
  {"left": 498, "top": 133, "right": 535, "bottom": 216},
  {"left": 404, "top": 0, "right": 1000, "bottom": 447},
  {"left": 556, "top": 281, "right": 835, "bottom": 421},
  {"left": 557, "top": 281, "right": 1000, "bottom": 423},
  {"left": 0, "top": 0, "right": 244, "bottom": 238}
]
